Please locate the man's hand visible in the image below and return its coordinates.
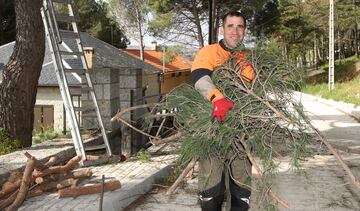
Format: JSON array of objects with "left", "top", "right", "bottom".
[{"left": 212, "top": 98, "right": 235, "bottom": 124}]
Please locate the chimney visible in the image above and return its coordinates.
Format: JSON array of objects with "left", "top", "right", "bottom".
[
  {"left": 83, "top": 47, "right": 95, "bottom": 69},
  {"left": 151, "top": 40, "right": 157, "bottom": 50}
]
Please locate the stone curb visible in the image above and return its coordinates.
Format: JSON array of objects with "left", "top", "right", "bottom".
[
  {"left": 102, "top": 161, "right": 173, "bottom": 211},
  {"left": 294, "top": 91, "right": 360, "bottom": 121}
]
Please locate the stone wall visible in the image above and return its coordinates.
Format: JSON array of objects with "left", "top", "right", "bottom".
[
  {"left": 83, "top": 67, "right": 157, "bottom": 156},
  {"left": 118, "top": 68, "right": 147, "bottom": 156},
  {"left": 82, "top": 68, "right": 120, "bottom": 132}
]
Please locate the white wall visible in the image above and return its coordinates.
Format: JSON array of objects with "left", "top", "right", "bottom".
[{"left": 35, "top": 86, "right": 80, "bottom": 132}]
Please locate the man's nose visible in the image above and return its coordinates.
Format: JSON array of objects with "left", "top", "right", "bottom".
[{"left": 229, "top": 28, "right": 239, "bottom": 35}]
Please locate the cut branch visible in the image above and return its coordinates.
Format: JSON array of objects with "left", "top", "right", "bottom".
[
  {"left": 313, "top": 128, "right": 360, "bottom": 191},
  {"left": 237, "top": 135, "right": 289, "bottom": 209},
  {"left": 6, "top": 156, "right": 36, "bottom": 211},
  {"left": 28, "top": 178, "right": 78, "bottom": 198},
  {"left": 35, "top": 168, "right": 93, "bottom": 185},
  {"left": 58, "top": 180, "right": 121, "bottom": 198},
  {"left": 111, "top": 103, "right": 182, "bottom": 146},
  {"left": 151, "top": 132, "right": 182, "bottom": 146},
  {"left": 0, "top": 171, "right": 22, "bottom": 199},
  {"left": 166, "top": 158, "right": 197, "bottom": 195},
  {"left": 0, "top": 190, "right": 18, "bottom": 210},
  {"left": 32, "top": 155, "right": 81, "bottom": 178}
]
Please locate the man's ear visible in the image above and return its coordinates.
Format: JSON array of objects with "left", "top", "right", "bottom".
[{"left": 219, "top": 27, "right": 224, "bottom": 36}]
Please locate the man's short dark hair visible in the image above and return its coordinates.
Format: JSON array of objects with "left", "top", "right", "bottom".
[{"left": 221, "top": 11, "right": 246, "bottom": 27}]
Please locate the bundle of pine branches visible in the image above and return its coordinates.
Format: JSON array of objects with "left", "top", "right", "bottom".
[{"left": 159, "top": 46, "right": 315, "bottom": 208}]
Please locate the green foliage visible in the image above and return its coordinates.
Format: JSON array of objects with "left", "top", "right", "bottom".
[
  {"left": 137, "top": 148, "right": 151, "bottom": 162},
  {"left": 158, "top": 46, "right": 314, "bottom": 208},
  {"left": 32, "top": 126, "right": 59, "bottom": 144},
  {"left": 0, "top": 0, "right": 16, "bottom": 45},
  {"left": 109, "top": 0, "right": 149, "bottom": 47},
  {"left": 54, "top": 0, "right": 129, "bottom": 48},
  {"left": 148, "top": 12, "right": 174, "bottom": 33},
  {"left": 159, "top": 46, "right": 182, "bottom": 64},
  {"left": 307, "top": 56, "right": 360, "bottom": 84},
  {"left": 0, "top": 128, "right": 20, "bottom": 155},
  {"left": 252, "top": 0, "right": 281, "bottom": 38},
  {"left": 157, "top": 162, "right": 184, "bottom": 186},
  {"left": 147, "top": 0, "right": 266, "bottom": 47},
  {"left": 303, "top": 74, "right": 360, "bottom": 106}
]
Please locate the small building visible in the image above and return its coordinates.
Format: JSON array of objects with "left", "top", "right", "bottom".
[
  {"left": 122, "top": 41, "right": 192, "bottom": 95},
  {"left": 0, "top": 33, "right": 162, "bottom": 133}
]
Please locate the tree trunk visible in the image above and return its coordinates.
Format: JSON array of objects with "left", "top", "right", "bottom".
[
  {"left": 354, "top": 0, "right": 359, "bottom": 58},
  {"left": 209, "top": 0, "right": 216, "bottom": 44},
  {"left": 314, "top": 32, "right": 317, "bottom": 68},
  {"left": 0, "top": 0, "right": 45, "bottom": 147},
  {"left": 135, "top": 5, "right": 144, "bottom": 61},
  {"left": 191, "top": 0, "right": 204, "bottom": 48}
]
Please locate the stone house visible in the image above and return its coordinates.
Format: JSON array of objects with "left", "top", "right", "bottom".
[{"left": 0, "top": 33, "right": 162, "bottom": 133}]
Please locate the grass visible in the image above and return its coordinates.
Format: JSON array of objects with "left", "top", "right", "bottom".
[
  {"left": 137, "top": 148, "right": 151, "bottom": 162},
  {"left": 32, "top": 126, "right": 60, "bottom": 144},
  {"left": 0, "top": 128, "right": 21, "bottom": 155},
  {"left": 306, "top": 55, "right": 360, "bottom": 84},
  {"left": 304, "top": 56, "right": 360, "bottom": 106}
]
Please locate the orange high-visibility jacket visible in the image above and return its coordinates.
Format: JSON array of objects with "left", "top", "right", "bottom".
[{"left": 191, "top": 41, "right": 255, "bottom": 103}]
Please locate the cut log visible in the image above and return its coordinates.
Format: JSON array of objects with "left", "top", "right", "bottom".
[
  {"left": 34, "top": 177, "right": 44, "bottom": 185},
  {"left": 28, "top": 178, "right": 78, "bottom": 198},
  {"left": 0, "top": 171, "right": 22, "bottom": 199},
  {"left": 32, "top": 155, "right": 82, "bottom": 178},
  {"left": 0, "top": 190, "right": 18, "bottom": 210},
  {"left": 5, "top": 156, "right": 36, "bottom": 211},
  {"left": 0, "top": 180, "right": 21, "bottom": 200},
  {"left": 23, "top": 151, "right": 45, "bottom": 171},
  {"left": 86, "top": 155, "right": 101, "bottom": 161},
  {"left": 35, "top": 168, "right": 92, "bottom": 185},
  {"left": 58, "top": 180, "right": 121, "bottom": 198},
  {"left": 57, "top": 178, "right": 78, "bottom": 190}
]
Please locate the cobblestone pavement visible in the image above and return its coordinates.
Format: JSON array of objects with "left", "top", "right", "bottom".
[
  {"left": 126, "top": 92, "right": 360, "bottom": 211},
  {"left": 19, "top": 154, "right": 177, "bottom": 211}
]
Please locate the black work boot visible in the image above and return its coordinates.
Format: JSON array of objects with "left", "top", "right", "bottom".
[
  {"left": 199, "top": 180, "right": 225, "bottom": 211},
  {"left": 229, "top": 179, "right": 251, "bottom": 211}
]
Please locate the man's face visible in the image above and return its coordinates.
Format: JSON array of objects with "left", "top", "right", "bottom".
[{"left": 220, "top": 16, "right": 247, "bottom": 49}]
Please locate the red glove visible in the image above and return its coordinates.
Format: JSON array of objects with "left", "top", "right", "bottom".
[{"left": 212, "top": 98, "right": 235, "bottom": 124}]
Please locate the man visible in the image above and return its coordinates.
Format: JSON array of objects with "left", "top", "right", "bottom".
[{"left": 191, "top": 11, "right": 255, "bottom": 211}]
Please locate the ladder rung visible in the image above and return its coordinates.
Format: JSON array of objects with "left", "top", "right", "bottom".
[
  {"left": 60, "top": 51, "right": 83, "bottom": 56},
  {"left": 74, "top": 106, "right": 95, "bottom": 113},
  {"left": 59, "top": 30, "right": 79, "bottom": 39},
  {"left": 64, "top": 68, "right": 86, "bottom": 74},
  {"left": 85, "top": 144, "right": 107, "bottom": 151},
  {"left": 56, "top": 15, "right": 75, "bottom": 23},
  {"left": 52, "top": 0, "right": 72, "bottom": 4}
]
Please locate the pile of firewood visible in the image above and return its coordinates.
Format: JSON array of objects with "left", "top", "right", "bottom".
[{"left": 0, "top": 151, "right": 121, "bottom": 211}]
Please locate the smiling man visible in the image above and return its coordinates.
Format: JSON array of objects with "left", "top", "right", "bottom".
[{"left": 191, "top": 11, "right": 254, "bottom": 211}]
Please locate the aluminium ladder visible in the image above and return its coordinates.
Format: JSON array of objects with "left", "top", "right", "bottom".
[{"left": 40, "top": 0, "right": 112, "bottom": 165}]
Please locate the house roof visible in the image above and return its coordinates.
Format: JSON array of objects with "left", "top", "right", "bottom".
[
  {"left": 122, "top": 49, "right": 192, "bottom": 73},
  {"left": 0, "top": 32, "right": 161, "bottom": 86}
]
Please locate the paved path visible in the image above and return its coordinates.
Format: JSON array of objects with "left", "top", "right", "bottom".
[
  {"left": 20, "top": 154, "right": 177, "bottom": 211},
  {"left": 128, "top": 92, "right": 360, "bottom": 211},
  {"left": 2, "top": 92, "right": 360, "bottom": 211}
]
